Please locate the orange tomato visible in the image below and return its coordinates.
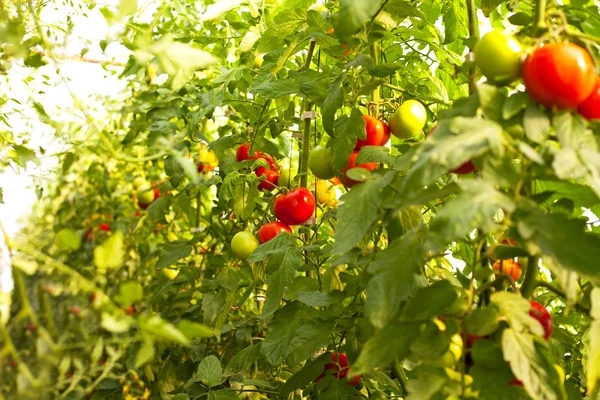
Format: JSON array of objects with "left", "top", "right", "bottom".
[{"left": 492, "top": 259, "right": 522, "bottom": 281}]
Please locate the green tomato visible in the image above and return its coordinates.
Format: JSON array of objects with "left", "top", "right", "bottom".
[
  {"left": 278, "top": 165, "right": 298, "bottom": 189},
  {"left": 308, "top": 3, "right": 327, "bottom": 13},
  {"left": 133, "top": 177, "right": 147, "bottom": 189},
  {"left": 56, "top": 229, "right": 82, "bottom": 251},
  {"left": 137, "top": 183, "right": 155, "bottom": 205},
  {"left": 308, "top": 145, "right": 335, "bottom": 179},
  {"left": 231, "top": 231, "right": 259, "bottom": 261},
  {"left": 474, "top": 30, "right": 523, "bottom": 85},
  {"left": 389, "top": 100, "right": 427, "bottom": 139}
]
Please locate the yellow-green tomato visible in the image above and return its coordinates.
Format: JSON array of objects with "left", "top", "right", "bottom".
[
  {"left": 474, "top": 30, "right": 523, "bottom": 85},
  {"left": 389, "top": 100, "right": 427, "bottom": 139},
  {"left": 56, "top": 228, "right": 82, "bottom": 251},
  {"left": 133, "top": 177, "right": 147, "bottom": 189},
  {"left": 231, "top": 231, "right": 259, "bottom": 261},
  {"left": 137, "top": 183, "right": 155, "bottom": 205},
  {"left": 278, "top": 164, "right": 298, "bottom": 189},
  {"left": 162, "top": 268, "right": 179, "bottom": 280},
  {"left": 308, "top": 145, "right": 335, "bottom": 179}
]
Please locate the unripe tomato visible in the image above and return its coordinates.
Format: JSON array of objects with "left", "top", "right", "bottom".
[
  {"left": 231, "top": 231, "right": 259, "bottom": 261},
  {"left": 258, "top": 222, "right": 292, "bottom": 243},
  {"left": 308, "top": 145, "right": 335, "bottom": 179},
  {"left": 389, "top": 99, "right": 427, "bottom": 139},
  {"left": 162, "top": 268, "right": 179, "bottom": 280},
  {"left": 314, "top": 180, "right": 335, "bottom": 205},
  {"left": 578, "top": 78, "right": 600, "bottom": 120},
  {"left": 522, "top": 42, "right": 596, "bottom": 109},
  {"left": 529, "top": 300, "right": 553, "bottom": 340},
  {"left": 341, "top": 151, "right": 378, "bottom": 187},
  {"left": 132, "top": 176, "right": 147, "bottom": 189},
  {"left": 278, "top": 164, "right": 298, "bottom": 188},
  {"left": 474, "top": 30, "right": 523, "bottom": 85},
  {"left": 274, "top": 188, "right": 316, "bottom": 225},
  {"left": 137, "top": 183, "right": 156, "bottom": 205},
  {"left": 236, "top": 143, "right": 251, "bottom": 162},
  {"left": 255, "top": 166, "right": 279, "bottom": 191},
  {"left": 355, "top": 115, "right": 390, "bottom": 149},
  {"left": 492, "top": 259, "right": 522, "bottom": 281}
]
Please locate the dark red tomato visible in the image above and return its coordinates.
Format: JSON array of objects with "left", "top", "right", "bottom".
[
  {"left": 341, "top": 151, "right": 378, "bottom": 187},
  {"left": 138, "top": 201, "right": 149, "bottom": 210},
  {"left": 236, "top": 143, "right": 251, "bottom": 161},
  {"left": 154, "top": 187, "right": 161, "bottom": 199},
  {"left": 529, "top": 300, "right": 553, "bottom": 340},
  {"left": 99, "top": 223, "right": 111, "bottom": 232},
  {"left": 274, "top": 187, "right": 316, "bottom": 225},
  {"left": 255, "top": 166, "right": 279, "bottom": 191},
  {"left": 466, "top": 334, "right": 489, "bottom": 348},
  {"left": 250, "top": 152, "right": 277, "bottom": 170},
  {"left": 522, "top": 42, "right": 596, "bottom": 109},
  {"left": 578, "top": 78, "right": 600, "bottom": 120},
  {"left": 355, "top": 115, "right": 390, "bottom": 150},
  {"left": 451, "top": 161, "right": 477, "bottom": 175},
  {"left": 509, "top": 377, "right": 523, "bottom": 387},
  {"left": 314, "top": 353, "right": 360, "bottom": 386},
  {"left": 258, "top": 222, "right": 292, "bottom": 243}
]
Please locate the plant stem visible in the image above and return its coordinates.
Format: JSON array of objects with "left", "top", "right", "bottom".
[
  {"left": 299, "top": 39, "right": 317, "bottom": 188},
  {"left": 466, "top": 0, "right": 478, "bottom": 95},
  {"left": 535, "top": 281, "right": 591, "bottom": 313},
  {"left": 370, "top": 43, "right": 381, "bottom": 116},
  {"left": 534, "top": 0, "right": 547, "bottom": 35},
  {"left": 521, "top": 256, "right": 539, "bottom": 298},
  {"left": 393, "top": 360, "right": 409, "bottom": 396}
]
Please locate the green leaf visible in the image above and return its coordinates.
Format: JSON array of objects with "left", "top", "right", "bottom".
[
  {"left": 524, "top": 102, "right": 550, "bottom": 144},
  {"left": 247, "top": 232, "right": 297, "bottom": 262},
  {"left": 171, "top": 395, "right": 190, "bottom": 400},
  {"left": 355, "top": 146, "right": 395, "bottom": 166},
  {"left": 234, "top": 176, "right": 259, "bottom": 220},
  {"left": 322, "top": 74, "right": 345, "bottom": 135},
  {"left": 207, "top": 389, "right": 238, "bottom": 400},
  {"left": 140, "top": 315, "right": 190, "bottom": 345},
  {"left": 502, "top": 92, "right": 529, "bottom": 120},
  {"left": 100, "top": 312, "right": 132, "bottom": 333},
  {"left": 115, "top": 281, "right": 143, "bottom": 306},
  {"left": 335, "top": 0, "right": 384, "bottom": 38},
  {"left": 156, "top": 242, "right": 193, "bottom": 270},
  {"left": 365, "top": 228, "right": 425, "bottom": 328},
  {"left": 118, "top": 0, "right": 137, "bottom": 16},
  {"left": 197, "top": 355, "right": 223, "bottom": 388},
  {"left": 176, "top": 320, "right": 216, "bottom": 339},
  {"left": 482, "top": 0, "right": 505, "bottom": 16},
  {"left": 587, "top": 288, "right": 600, "bottom": 394},
  {"left": 385, "top": 0, "right": 426, "bottom": 20},
  {"left": 62, "top": 152, "right": 75, "bottom": 175},
  {"left": 331, "top": 108, "right": 366, "bottom": 172},
  {"left": 333, "top": 171, "right": 394, "bottom": 255},
  {"left": 285, "top": 319, "right": 335, "bottom": 365},
  {"left": 425, "top": 180, "right": 515, "bottom": 251},
  {"left": 261, "top": 303, "right": 305, "bottom": 365},
  {"left": 297, "top": 291, "right": 332, "bottom": 307},
  {"left": 280, "top": 353, "right": 330, "bottom": 396},
  {"left": 401, "top": 280, "right": 458, "bottom": 322},
  {"left": 471, "top": 339, "right": 506, "bottom": 369},
  {"left": 251, "top": 79, "right": 298, "bottom": 99},
  {"left": 94, "top": 231, "right": 125, "bottom": 273},
  {"left": 491, "top": 292, "right": 544, "bottom": 337},
  {"left": 224, "top": 343, "right": 262, "bottom": 376},
  {"left": 200, "top": 0, "right": 241, "bottom": 21},
  {"left": 261, "top": 248, "right": 302, "bottom": 318},
  {"left": 553, "top": 111, "right": 588, "bottom": 149},
  {"left": 502, "top": 328, "right": 566, "bottom": 400},
  {"left": 466, "top": 308, "right": 500, "bottom": 336},
  {"left": 135, "top": 335, "right": 155, "bottom": 368},
  {"left": 471, "top": 364, "right": 530, "bottom": 400},
  {"left": 443, "top": 0, "right": 468, "bottom": 44},
  {"left": 351, "top": 322, "right": 420, "bottom": 376}
]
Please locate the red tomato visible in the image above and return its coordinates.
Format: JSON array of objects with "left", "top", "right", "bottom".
[
  {"left": 451, "top": 161, "right": 477, "bottom": 175},
  {"left": 154, "top": 187, "right": 160, "bottom": 199},
  {"left": 578, "top": 78, "right": 600, "bottom": 120},
  {"left": 522, "top": 42, "right": 596, "bottom": 109},
  {"left": 341, "top": 151, "right": 378, "bottom": 187},
  {"left": 250, "top": 152, "right": 277, "bottom": 170},
  {"left": 501, "top": 237, "right": 518, "bottom": 246},
  {"left": 529, "top": 300, "right": 553, "bottom": 340},
  {"left": 274, "top": 188, "right": 316, "bottom": 225},
  {"left": 236, "top": 143, "right": 251, "bottom": 161},
  {"left": 255, "top": 166, "right": 279, "bottom": 191},
  {"left": 84, "top": 229, "right": 94, "bottom": 242},
  {"left": 99, "top": 223, "right": 110, "bottom": 232},
  {"left": 198, "top": 162, "right": 215, "bottom": 173},
  {"left": 355, "top": 115, "right": 390, "bottom": 149},
  {"left": 492, "top": 259, "right": 522, "bottom": 281},
  {"left": 258, "top": 222, "right": 292, "bottom": 243},
  {"left": 314, "top": 353, "right": 360, "bottom": 386},
  {"left": 466, "top": 334, "right": 488, "bottom": 348}
]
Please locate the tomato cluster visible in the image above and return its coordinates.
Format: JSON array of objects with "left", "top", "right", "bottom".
[
  {"left": 237, "top": 143, "right": 280, "bottom": 191},
  {"left": 492, "top": 259, "right": 522, "bottom": 281}
]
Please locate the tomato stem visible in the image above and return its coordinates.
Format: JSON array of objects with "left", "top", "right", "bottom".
[
  {"left": 520, "top": 256, "right": 539, "bottom": 298},
  {"left": 299, "top": 39, "right": 317, "bottom": 189},
  {"left": 466, "top": 0, "right": 478, "bottom": 95},
  {"left": 369, "top": 43, "right": 381, "bottom": 116},
  {"left": 534, "top": 0, "right": 548, "bottom": 35}
]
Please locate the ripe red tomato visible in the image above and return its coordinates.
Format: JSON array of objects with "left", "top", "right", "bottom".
[
  {"left": 258, "top": 222, "right": 292, "bottom": 243},
  {"left": 236, "top": 143, "right": 251, "bottom": 161},
  {"left": 451, "top": 161, "right": 477, "bottom": 175},
  {"left": 314, "top": 353, "right": 360, "bottom": 386},
  {"left": 355, "top": 115, "right": 390, "bottom": 149},
  {"left": 274, "top": 188, "right": 316, "bottom": 225},
  {"left": 154, "top": 187, "right": 160, "bottom": 199},
  {"left": 250, "top": 152, "right": 277, "bottom": 170},
  {"left": 578, "top": 78, "right": 600, "bottom": 120},
  {"left": 492, "top": 259, "right": 522, "bottom": 281},
  {"left": 255, "top": 166, "right": 279, "bottom": 191},
  {"left": 529, "top": 300, "right": 553, "bottom": 340},
  {"left": 341, "top": 151, "right": 378, "bottom": 187},
  {"left": 522, "top": 42, "right": 596, "bottom": 109},
  {"left": 197, "top": 163, "right": 214, "bottom": 173},
  {"left": 99, "top": 223, "right": 110, "bottom": 232}
]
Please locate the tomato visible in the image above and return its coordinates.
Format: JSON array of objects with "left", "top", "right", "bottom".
[
  {"left": 258, "top": 222, "right": 292, "bottom": 243},
  {"left": 274, "top": 188, "right": 316, "bottom": 225},
  {"left": 278, "top": 164, "right": 298, "bottom": 189},
  {"left": 162, "top": 268, "right": 179, "bottom": 280},
  {"left": 99, "top": 223, "right": 110, "bottom": 232},
  {"left": 492, "top": 259, "right": 522, "bottom": 281},
  {"left": 154, "top": 187, "right": 161, "bottom": 199},
  {"left": 451, "top": 161, "right": 477, "bottom": 175},
  {"left": 255, "top": 166, "right": 279, "bottom": 191},
  {"left": 578, "top": 78, "right": 600, "bottom": 120},
  {"left": 522, "top": 42, "right": 596, "bottom": 109},
  {"left": 474, "top": 30, "right": 523, "bottom": 85},
  {"left": 197, "top": 162, "right": 214, "bottom": 173},
  {"left": 314, "top": 180, "right": 335, "bottom": 205},
  {"left": 466, "top": 334, "right": 488, "bottom": 348},
  {"left": 389, "top": 99, "right": 427, "bottom": 139},
  {"left": 341, "top": 151, "right": 378, "bottom": 187},
  {"left": 132, "top": 176, "right": 147, "bottom": 189},
  {"left": 137, "top": 183, "right": 156, "bottom": 205},
  {"left": 231, "top": 231, "right": 259, "bottom": 261},
  {"left": 529, "top": 300, "right": 553, "bottom": 340},
  {"left": 308, "top": 145, "right": 335, "bottom": 179},
  {"left": 314, "top": 353, "right": 360, "bottom": 386},
  {"left": 236, "top": 143, "right": 251, "bottom": 162},
  {"left": 250, "top": 152, "right": 277, "bottom": 170},
  {"left": 501, "top": 237, "right": 518, "bottom": 246},
  {"left": 355, "top": 115, "right": 390, "bottom": 149}
]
